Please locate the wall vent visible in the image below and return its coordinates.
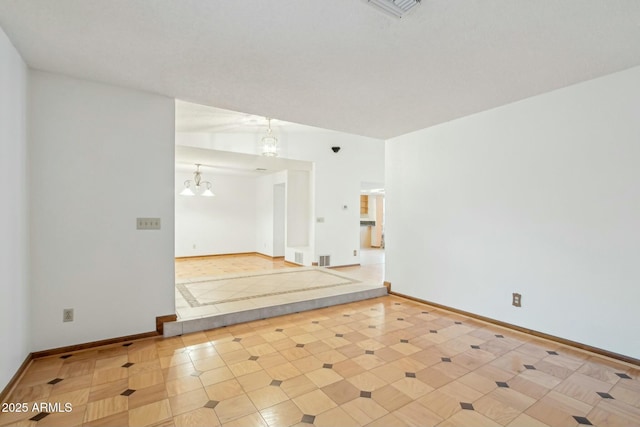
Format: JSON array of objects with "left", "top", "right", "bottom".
[
  {"left": 318, "top": 255, "right": 331, "bottom": 267},
  {"left": 295, "top": 252, "right": 304, "bottom": 264},
  {"left": 367, "top": 0, "right": 421, "bottom": 18}
]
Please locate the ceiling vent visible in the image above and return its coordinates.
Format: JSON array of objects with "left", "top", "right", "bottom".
[{"left": 367, "top": 0, "right": 421, "bottom": 18}]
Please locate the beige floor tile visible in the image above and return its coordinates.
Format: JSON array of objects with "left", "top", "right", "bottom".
[
  {"left": 84, "top": 395, "right": 128, "bottom": 423},
  {"left": 94, "top": 355, "right": 129, "bottom": 372},
  {"left": 347, "top": 371, "right": 387, "bottom": 392},
  {"left": 128, "top": 398, "right": 172, "bottom": 427},
  {"left": 57, "top": 359, "right": 95, "bottom": 378},
  {"left": 417, "top": 389, "right": 462, "bottom": 420},
  {"left": 128, "top": 370, "right": 164, "bottom": 390},
  {"left": 84, "top": 411, "right": 130, "bottom": 427},
  {"left": 168, "top": 387, "right": 209, "bottom": 416},
  {"left": 191, "top": 355, "right": 225, "bottom": 373},
  {"left": 554, "top": 372, "right": 614, "bottom": 405},
  {"left": 236, "top": 370, "right": 274, "bottom": 392},
  {"left": 260, "top": 400, "right": 303, "bottom": 427},
  {"left": 390, "top": 377, "right": 433, "bottom": 400},
  {"left": 173, "top": 407, "right": 220, "bottom": 427},
  {"left": 393, "top": 400, "right": 444, "bottom": 426},
  {"left": 223, "top": 412, "right": 269, "bottom": 427},
  {"left": 291, "top": 355, "right": 323, "bottom": 373},
  {"left": 228, "top": 359, "right": 263, "bottom": 377},
  {"left": 322, "top": 379, "right": 361, "bottom": 405},
  {"left": 162, "top": 362, "right": 197, "bottom": 382},
  {"left": 292, "top": 389, "right": 337, "bottom": 415},
  {"left": 525, "top": 391, "right": 593, "bottom": 426},
  {"left": 32, "top": 405, "right": 86, "bottom": 427},
  {"left": 265, "top": 362, "right": 302, "bottom": 381},
  {"left": 128, "top": 383, "right": 169, "bottom": 410},
  {"left": 437, "top": 408, "right": 501, "bottom": 427},
  {"left": 281, "top": 374, "right": 317, "bottom": 399},
  {"left": 247, "top": 385, "right": 290, "bottom": 410},
  {"left": 341, "top": 396, "right": 389, "bottom": 425},
  {"left": 351, "top": 354, "right": 386, "bottom": 371},
  {"left": 8, "top": 262, "right": 640, "bottom": 427},
  {"left": 165, "top": 375, "right": 203, "bottom": 397},
  {"left": 314, "top": 406, "right": 360, "bottom": 427},
  {"left": 199, "top": 366, "right": 234, "bottom": 387},
  {"left": 128, "top": 359, "right": 162, "bottom": 377},
  {"left": 505, "top": 413, "right": 551, "bottom": 427},
  {"left": 364, "top": 412, "right": 407, "bottom": 427},
  {"left": 369, "top": 363, "right": 405, "bottom": 384},
  {"left": 213, "top": 394, "right": 258, "bottom": 424},
  {"left": 474, "top": 393, "right": 527, "bottom": 425},
  {"left": 332, "top": 359, "right": 366, "bottom": 378},
  {"left": 0, "top": 409, "right": 33, "bottom": 427},
  {"left": 46, "top": 387, "right": 90, "bottom": 407},
  {"left": 159, "top": 353, "right": 192, "bottom": 369},
  {"left": 596, "top": 398, "right": 640, "bottom": 425},
  {"left": 91, "top": 366, "right": 128, "bottom": 387},
  {"left": 438, "top": 379, "right": 484, "bottom": 402},
  {"left": 204, "top": 379, "right": 244, "bottom": 401},
  {"left": 305, "top": 368, "right": 343, "bottom": 388}
]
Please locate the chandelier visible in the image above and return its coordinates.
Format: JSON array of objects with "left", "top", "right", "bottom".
[
  {"left": 179, "top": 164, "right": 215, "bottom": 197},
  {"left": 261, "top": 118, "right": 278, "bottom": 157}
]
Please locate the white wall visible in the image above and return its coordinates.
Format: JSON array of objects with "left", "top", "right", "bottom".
[
  {"left": 386, "top": 65, "right": 640, "bottom": 359},
  {"left": 0, "top": 26, "right": 29, "bottom": 390},
  {"left": 286, "top": 170, "right": 311, "bottom": 248},
  {"left": 175, "top": 171, "right": 257, "bottom": 257},
  {"left": 177, "top": 131, "right": 385, "bottom": 267},
  {"left": 273, "top": 183, "right": 286, "bottom": 257},
  {"left": 29, "top": 71, "right": 175, "bottom": 351},
  {"left": 287, "top": 134, "right": 385, "bottom": 266},
  {"left": 255, "top": 171, "right": 287, "bottom": 257}
]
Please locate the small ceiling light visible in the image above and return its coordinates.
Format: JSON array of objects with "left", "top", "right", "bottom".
[
  {"left": 367, "top": 0, "right": 421, "bottom": 18},
  {"left": 180, "top": 164, "right": 215, "bottom": 197},
  {"left": 261, "top": 118, "right": 278, "bottom": 157}
]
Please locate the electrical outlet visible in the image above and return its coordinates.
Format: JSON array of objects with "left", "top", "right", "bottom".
[
  {"left": 136, "top": 218, "right": 161, "bottom": 230},
  {"left": 512, "top": 293, "right": 522, "bottom": 307},
  {"left": 353, "top": 249, "right": 357, "bottom": 256},
  {"left": 63, "top": 308, "right": 74, "bottom": 322}
]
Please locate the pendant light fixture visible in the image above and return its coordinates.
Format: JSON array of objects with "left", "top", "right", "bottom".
[
  {"left": 180, "top": 164, "right": 215, "bottom": 197},
  {"left": 261, "top": 118, "right": 278, "bottom": 157}
]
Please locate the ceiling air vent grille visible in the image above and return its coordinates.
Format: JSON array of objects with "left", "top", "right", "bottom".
[
  {"left": 367, "top": 0, "right": 421, "bottom": 18},
  {"left": 319, "top": 255, "right": 331, "bottom": 267}
]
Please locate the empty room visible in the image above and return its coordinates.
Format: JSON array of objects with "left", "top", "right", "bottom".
[{"left": 1, "top": 1, "right": 639, "bottom": 426}]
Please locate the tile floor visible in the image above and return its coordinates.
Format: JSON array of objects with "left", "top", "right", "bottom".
[
  {"left": 174, "top": 251, "right": 386, "bottom": 320},
  {"left": 2, "top": 295, "right": 639, "bottom": 427}
]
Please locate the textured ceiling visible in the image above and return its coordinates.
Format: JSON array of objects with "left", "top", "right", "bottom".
[{"left": 1, "top": 0, "right": 639, "bottom": 139}]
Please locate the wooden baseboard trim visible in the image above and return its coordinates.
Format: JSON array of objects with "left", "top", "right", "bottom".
[
  {"left": 328, "top": 264, "right": 361, "bottom": 269},
  {"left": 389, "top": 291, "right": 640, "bottom": 367},
  {"left": 383, "top": 281, "right": 391, "bottom": 292},
  {"left": 175, "top": 252, "right": 256, "bottom": 260},
  {"left": 254, "top": 253, "right": 285, "bottom": 260},
  {"left": 156, "top": 314, "right": 178, "bottom": 335},
  {"left": 0, "top": 353, "right": 33, "bottom": 403},
  {"left": 31, "top": 331, "right": 159, "bottom": 359},
  {"left": 176, "top": 252, "right": 286, "bottom": 261}
]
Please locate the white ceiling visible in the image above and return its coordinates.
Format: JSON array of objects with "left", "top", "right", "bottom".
[
  {"left": 1, "top": 1, "right": 639, "bottom": 139},
  {"left": 175, "top": 100, "right": 326, "bottom": 134},
  {"left": 176, "top": 146, "right": 313, "bottom": 177}
]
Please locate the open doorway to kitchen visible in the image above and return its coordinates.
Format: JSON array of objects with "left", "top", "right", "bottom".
[{"left": 354, "top": 182, "right": 385, "bottom": 281}]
